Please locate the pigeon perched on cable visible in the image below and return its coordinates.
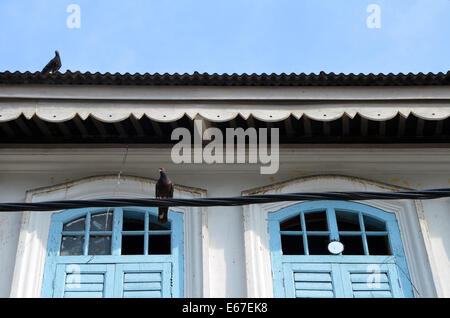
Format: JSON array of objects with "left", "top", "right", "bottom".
[
  {"left": 155, "top": 168, "right": 174, "bottom": 224},
  {"left": 42, "top": 50, "right": 62, "bottom": 74}
]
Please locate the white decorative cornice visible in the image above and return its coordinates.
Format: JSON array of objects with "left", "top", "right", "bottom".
[{"left": 1, "top": 85, "right": 450, "bottom": 123}]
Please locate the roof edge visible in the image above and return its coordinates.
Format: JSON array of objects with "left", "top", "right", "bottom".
[{"left": 0, "top": 70, "right": 449, "bottom": 86}]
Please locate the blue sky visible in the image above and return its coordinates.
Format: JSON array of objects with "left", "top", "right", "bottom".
[{"left": 0, "top": 0, "right": 449, "bottom": 75}]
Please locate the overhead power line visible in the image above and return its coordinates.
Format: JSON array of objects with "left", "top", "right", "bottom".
[{"left": 0, "top": 188, "right": 449, "bottom": 212}]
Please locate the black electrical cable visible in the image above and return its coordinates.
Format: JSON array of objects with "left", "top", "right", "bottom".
[{"left": 0, "top": 188, "right": 449, "bottom": 212}]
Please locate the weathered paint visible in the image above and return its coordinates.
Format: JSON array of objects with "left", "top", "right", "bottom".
[
  {"left": 268, "top": 201, "right": 413, "bottom": 298},
  {"left": 2, "top": 84, "right": 450, "bottom": 122},
  {"left": 41, "top": 207, "right": 183, "bottom": 298},
  {"left": 0, "top": 148, "right": 449, "bottom": 297}
]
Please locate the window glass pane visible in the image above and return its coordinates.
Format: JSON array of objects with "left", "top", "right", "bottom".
[
  {"left": 304, "top": 211, "right": 328, "bottom": 231},
  {"left": 60, "top": 236, "right": 84, "bottom": 256},
  {"left": 88, "top": 236, "right": 111, "bottom": 255},
  {"left": 336, "top": 211, "right": 360, "bottom": 231},
  {"left": 148, "top": 235, "right": 171, "bottom": 254},
  {"left": 123, "top": 211, "right": 145, "bottom": 231},
  {"left": 63, "top": 217, "right": 86, "bottom": 232},
  {"left": 90, "top": 212, "right": 113, "bottom": 231},
  {"left": 340, "top": 235, "right": 365, "bottom": 255},
  {"left": 149, "top": 222, "right": 170, "bottom": 231},
  {"left": 121, "top": 235, "right": 144, "bottom": 255},
  {"left": 307, "top": 235, "right": 329, "bottom": 254},
  {"left": 149, "top": 214, "right": 170, "bottom": 230},
  {"left": 281, "top": 235, "right": 304, "bottom": 255},
  {"left": 367, "top": 236, "right": 391, "bottom": 255},
  {"left": 364, "top": 215, "right": 386, "bottom": 231},
  {"left": 280, "top": 216, "right": 301, "bottom": 231}
]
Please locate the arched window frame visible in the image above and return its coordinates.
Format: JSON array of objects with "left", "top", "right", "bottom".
[
  {"left": 268, "top": 200, "right": 412, "bottom": 297},
  {"left": 10, "top": 175, "right": 207, "bottom": 298},
  {"left": 41, "top": 206, "right": 183, "bottom": 297},
  {"left": 242, "top": 175, "right": 438, "bottom": 298}
]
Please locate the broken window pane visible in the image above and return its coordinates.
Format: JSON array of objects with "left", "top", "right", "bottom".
[
  {"left": 364, "top": 215, "right": 386, "bottom": 231},
  {"left": 340, "top": 235, "right": 365, "bottom": 255},
  {"left": 307, "top": 235, "right": 329, "bottom": 254},
  {"left": 281, "top": 235, "right": 304, "bottom": 255},
  {"left": 304, "top": 211, "right": 328, "bottom": 231},
  {"left": 60, "top": 236, "right": 84, "bottom": 256},
  {"left": 123, "top": 210, "right": 145, "bottom": 231},
  {"left": 149, "top": 221, "right": 170, "bottom": 231},
  {"left": 148, "top": 235, "right": 171, "bottom": 254},
  {"left": 121, "top": 235, "right": 144, "bottom": 255},
  {"left": 336, "top": 211, "right": 360, "bottom": 231},
  {"left": 280, "top": 216, "right": 301, "bottom": 231},
  {"left": 367, "top": 235, "right": 391, "bottom": 255}
]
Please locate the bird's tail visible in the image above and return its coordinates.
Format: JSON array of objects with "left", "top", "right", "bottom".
[
  {"left": 42, "top": 65, "right": 51, "bottom": 74},
  {"left": 158, "top": 207, "right": 168, "bottom": 224}
]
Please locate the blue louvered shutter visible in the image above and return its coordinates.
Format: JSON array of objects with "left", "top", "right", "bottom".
[
  {"left": 114, "top": 263, "right": 172, "bottom": 298},
  {"left": 282, "top": 263, "right": 343, "bottom": 298},
  {"left": 53, "top": 264, "right": 115, "bottom": 298},
  {"left": 339, "top": 263, "right": 404, "bottom": 298},
  {"left": 282, "top": 263, "right": 405, "bottom": 298}
]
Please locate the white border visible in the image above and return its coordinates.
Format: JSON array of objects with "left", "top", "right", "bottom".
[
  {"left": 9, "top": 175, "right": 208, "bottom": 298},
  {"left": 242, "top": 175, "right": 439, "bottom": 298}
]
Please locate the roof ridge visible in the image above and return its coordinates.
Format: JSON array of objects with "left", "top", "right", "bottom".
[{"left": 0, "top": 70, "right": 448, "bottom": 86}]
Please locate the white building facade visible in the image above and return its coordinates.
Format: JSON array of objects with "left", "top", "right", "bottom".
[{"left": 0, "top": 71, "right": 449, "bottom": 298}]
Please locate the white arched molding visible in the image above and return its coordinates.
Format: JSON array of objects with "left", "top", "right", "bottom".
[
  {"left": 242, "top": 175, "right": 439, "bottom": 298},
  {"left": 10, "top": 175, "right": 208, "bottom": 298}
]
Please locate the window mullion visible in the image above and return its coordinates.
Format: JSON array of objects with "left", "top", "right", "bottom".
[
  {"left": 61, "top": 231, "right": 87, "bottom": 236},
  {"left": 83, "top": 211, "right": 91, "bottom": 256},
  {"left": 300, "top": 212, "right": 309, "bottom": 255},
  {"left": 111, "top": 208, "right": 123, "bottom": 256},
  {"left": 280, "top": 231, "right": 302, "bottom": 236},
  {"left": 144, "top": 211, "right": 149, "bottom": 255},
  {"left": 359, "top": 212, "right": 369, "bottom": 255},
  {"left": 327, "top": 207, "right": 339, "bottom": 242},
  {"left": 121, "top": 231, "right": 146, "bottom": 235}
]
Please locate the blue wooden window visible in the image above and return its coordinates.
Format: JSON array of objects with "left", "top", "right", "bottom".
[
  {"left": 42, "top": 207, "right": 183, "bottom": 298},
  {"left": 269, "top": 201, "right": 414, "bottom": 298}
]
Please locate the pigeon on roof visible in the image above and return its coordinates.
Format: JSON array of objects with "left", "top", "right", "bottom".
[
  {"left": 42, "top": 50, "right": 61, "bottom": 74},
  {"left": 155, "top": 168, "right": 174, "bottom": 224}
]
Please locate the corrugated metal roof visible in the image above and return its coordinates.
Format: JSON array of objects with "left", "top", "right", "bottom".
[
  {"left": 1, "top": 70, "right": 449, "bottom": 144},
  {"left": 0, "top": 70, "right": 449, "bottom": 86}
]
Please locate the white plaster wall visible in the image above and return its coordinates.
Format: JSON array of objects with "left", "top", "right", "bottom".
[
  {"left": 420, "top": 198, "right": 450, "bottom": 294},
  {"left": 0, "top": 175, "right": 33, "bottom": 298},
  {"left": 0, "top": 148, "right": 449, "bottom": 297}
]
